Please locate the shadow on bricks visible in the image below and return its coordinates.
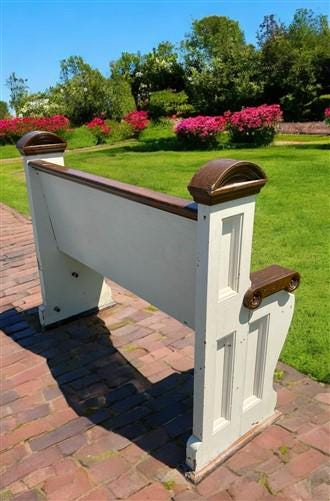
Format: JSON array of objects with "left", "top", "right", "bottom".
[{"left": 0, "top": 307, "right": 193, "bottom": 471}]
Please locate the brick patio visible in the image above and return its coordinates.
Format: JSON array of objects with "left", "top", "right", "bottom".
[{"left": 0, "top": 203, "right": 329, "bottom": 501}]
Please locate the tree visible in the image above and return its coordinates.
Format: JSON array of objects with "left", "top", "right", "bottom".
[
  {"left": 142, "top": 42, "right": 184, "bottom": 92},
  {"left": 108, "top": 77, "right": 136, "bottom": 119},
  {"left": 182, "top": 16, "right": 262, "bottom": 114},
  {"left": 6, "top": 72, "right": 29, "bottom": 115},
  {"left": 110, "top": 52, "right": 143, "bottom": 106},
  {"left": 0, "top": 101, "right": 9, "bottom": 118},
  {"left": 110, "top": 44, "right": 185, "bottom": 109},
  {"left": 258, "top": 9, "right": 330, "bottom": 120},
  {"left": 183, "top": 15, "right": 245, "bottom": 62},
  {"left": 59, "top": 56, "right": 111, "bottom": 124}
]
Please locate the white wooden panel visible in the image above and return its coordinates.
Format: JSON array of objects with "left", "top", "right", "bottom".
[
  {"left": 24, "top": 159, "right": 113, "bottom": 326},
  {"left": 213, "top": 332, "right": 235, "bottom": 431},
  {"left": 38, "top": 172, "right": 197, "bottom": 328},
  {"left": 218, "top": 214, "right": 243, "bottom": 300},
  {"left": 187, "top": 198, "right": 255, "bottom": 472},
  {"left": 243, "top": 315, "right": 269, "bottom": 411},
  {"left": 240, "top": 292, "right": 294, "bottom": 436},
  {"left": 252, "top": 315, "right": 269, "bottom": 399}
]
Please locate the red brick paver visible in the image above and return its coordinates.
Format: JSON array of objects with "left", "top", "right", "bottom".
[{"left": 0, "top": 203, "right": 329, "bottom": 500}]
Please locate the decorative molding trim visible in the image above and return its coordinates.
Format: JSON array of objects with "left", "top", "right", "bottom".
[
  {"left": 244, "top": 265, "right": 300, "bottom": 309},
  {"left": 16, "top": 131, "right": 67, "bottom": 156},
  {"left": 28, "top": 159, "right": 198, "bottom": 220},
  {"left": 188, "top": 158, "right": 267, "bottom": 205}
]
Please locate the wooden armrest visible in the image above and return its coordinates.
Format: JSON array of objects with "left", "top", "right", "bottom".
[{"left": 243, "top": 265, "right": 300, "bottom": 310}]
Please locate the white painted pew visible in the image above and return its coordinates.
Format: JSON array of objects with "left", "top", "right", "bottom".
[{"left": 17, "top": 131, "right": 300, "bottom": 481}]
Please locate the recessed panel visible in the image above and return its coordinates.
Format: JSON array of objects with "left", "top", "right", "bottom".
[
  {"left": 213, "top": 332, "right": 235, "bottom": 431},
  {"left": 243, "top": 315, "right": 269, "bottom": 410},
  {"left": 218, "top": 214, "right": 243, "bottom": 300}
]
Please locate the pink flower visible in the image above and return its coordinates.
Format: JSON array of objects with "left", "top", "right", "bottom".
[
  {"left": 228, "top": 105, "right": 282, "bottom": 132},
  {"left": 174, "top": 115, "right": 226, "bottom": 144},
  {"left": 86, "top": 117, "right": 110, "bottom": 135},
  {"left": 0, "top": 115, "right": 70, "bottom": 139},
  {"left": 123, "top": 111, "right": 149, "bottom": 132}
]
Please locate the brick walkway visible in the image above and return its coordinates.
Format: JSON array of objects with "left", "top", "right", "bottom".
[{"left": 0, "top": 203, "right": 329, "bottom": 501}]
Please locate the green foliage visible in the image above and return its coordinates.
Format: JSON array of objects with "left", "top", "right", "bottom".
[
  {"left": 106, "top": 120, "right": 134, "bottom": 142},
  {"left": 108, "top": 77, "right": 136, "bottom": 119},
  {"left": 162, "top": 480, "right": 176, "bottom": 490},
  {"left": 141, "top": 42, "right": 185, "bottom": 93},
  {"left": 148, "top": 90, "right": 193, "bottom": 119},
  {"left": 51, "top": 127, "right": 97, "bottom": 149},
  {"left": 183, "top": 15, "right": 245, "bottom": 61},
  {"left": 258, "top": 473, "right": 275, "bottom": 495},
  {"left": 276, "top": 445, "right": 290, "bottom": 463},
  {"left": 110, "top": 43, "right": 184, "bottom": 108},
  {"left": 311, "top": 94, "right": 330, "bottom": 118},
  {"left": 137, "top": 119, "right": 177, "bottom": 149},
  {"left": 229, "top": 127, "right": 276, "bottom": 146},
  {"left": 182, "top": 16, "right": 263, "bottom": 114},
  {"left": 5, "top": 9, "right": 329, "bottom": 122},
  {"left": 258, "top": 9, "right": 330, "bottom": 120},
  {"left": 19, "top": 91, "right": 65, "bottom": 117},
  {"left": 59, "top": 56, "right": 111, "bottom": 125},
  {"left": 6, "top": 72, "right": 29, "bottom": 114},
  {"left": 110, "top": 51, "right": 143, "bottom": 107},
  {"left": 274, "top": 368, "right": 285, "bottom": 382},
  {"left": 0, "top": 101, "right": 9, "bottom": 118},
  {"left": 0, "top": 490, "right": 13, "bottom": 501}
]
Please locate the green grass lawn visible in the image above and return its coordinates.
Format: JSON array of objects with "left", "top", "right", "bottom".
[
  {"left": 1, "top": 138, "right": 329, "bottom": 383},
  {"left": 276, "top": 133, "right": 330, "bottom": 143}
]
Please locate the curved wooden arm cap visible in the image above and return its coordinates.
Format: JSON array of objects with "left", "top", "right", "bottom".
[
  {"left": 16, "top": 131, "right": 67, "bottom": 156},
  {"left": 187, "top": 158, "right": 267, "bottom": 205},
  {"left": 244, "top": 265, "right": 300, "bottom": 310}
]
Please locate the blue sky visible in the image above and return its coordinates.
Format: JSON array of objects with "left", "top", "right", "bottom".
[{"left": 1, "top": 0, "right": 328, "bottom": 104}]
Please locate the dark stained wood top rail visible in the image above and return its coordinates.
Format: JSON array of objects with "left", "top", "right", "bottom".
[
  {"left": 28, "top": 159, "right": 198, "bottom": 221},
  {"left": 244, "top": 265, "right": 300, "bottom": 309},
  {"left": 17, "top": 132, "right": 269, "bottom": 208}
]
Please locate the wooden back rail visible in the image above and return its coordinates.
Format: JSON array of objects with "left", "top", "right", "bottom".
[{"left": 17, "top": 131, "right": 300, "bottom": 481}]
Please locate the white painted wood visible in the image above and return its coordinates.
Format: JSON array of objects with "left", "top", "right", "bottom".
[
  {"left": 186, "top": 197, "right": 255, "bottom": 471},
  {"left": 36, "top": 171, "right": 196, "bottom": 328},
  {"left": 240, "top": 291, "right": 295, "bottom": 435},
  {"left": 20, "top": 150, "right": 296, "bottom": 476},
  {"left": 186, "top": 194, "right": 295, "bottom": 473},
  {"left": 23, "top": 153, "right": 112, "bottom": 326}
]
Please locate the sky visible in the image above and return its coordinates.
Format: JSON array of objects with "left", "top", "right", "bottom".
[{"left": 1, "top": 0, "right": 329, "bottom": 104}]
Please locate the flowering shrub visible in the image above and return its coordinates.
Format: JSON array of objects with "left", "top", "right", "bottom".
[
  {"left": 174, "top": 115, "right": 226, "bottom": 148},
  {"left": 0, "top": 115, "right": 69, "bottom": 143},
  {"left": 324, "top": 107, "right": 330, "bottom": 126},
  {"left": 123, "top": 111, "right": 149, "bottom": 136},
  {"left": 20, "top": 95, "right": 65, "bottom": 117},
  {"left": 86, "top": 117, "right": 110, "bottom": 144},
  {"left": 227, "top": 104, "right": 283, "bottom": 145}
]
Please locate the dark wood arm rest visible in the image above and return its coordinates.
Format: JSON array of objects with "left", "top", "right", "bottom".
[{"left": 244, "top": 265, "right": 300, "bottom": 310}]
